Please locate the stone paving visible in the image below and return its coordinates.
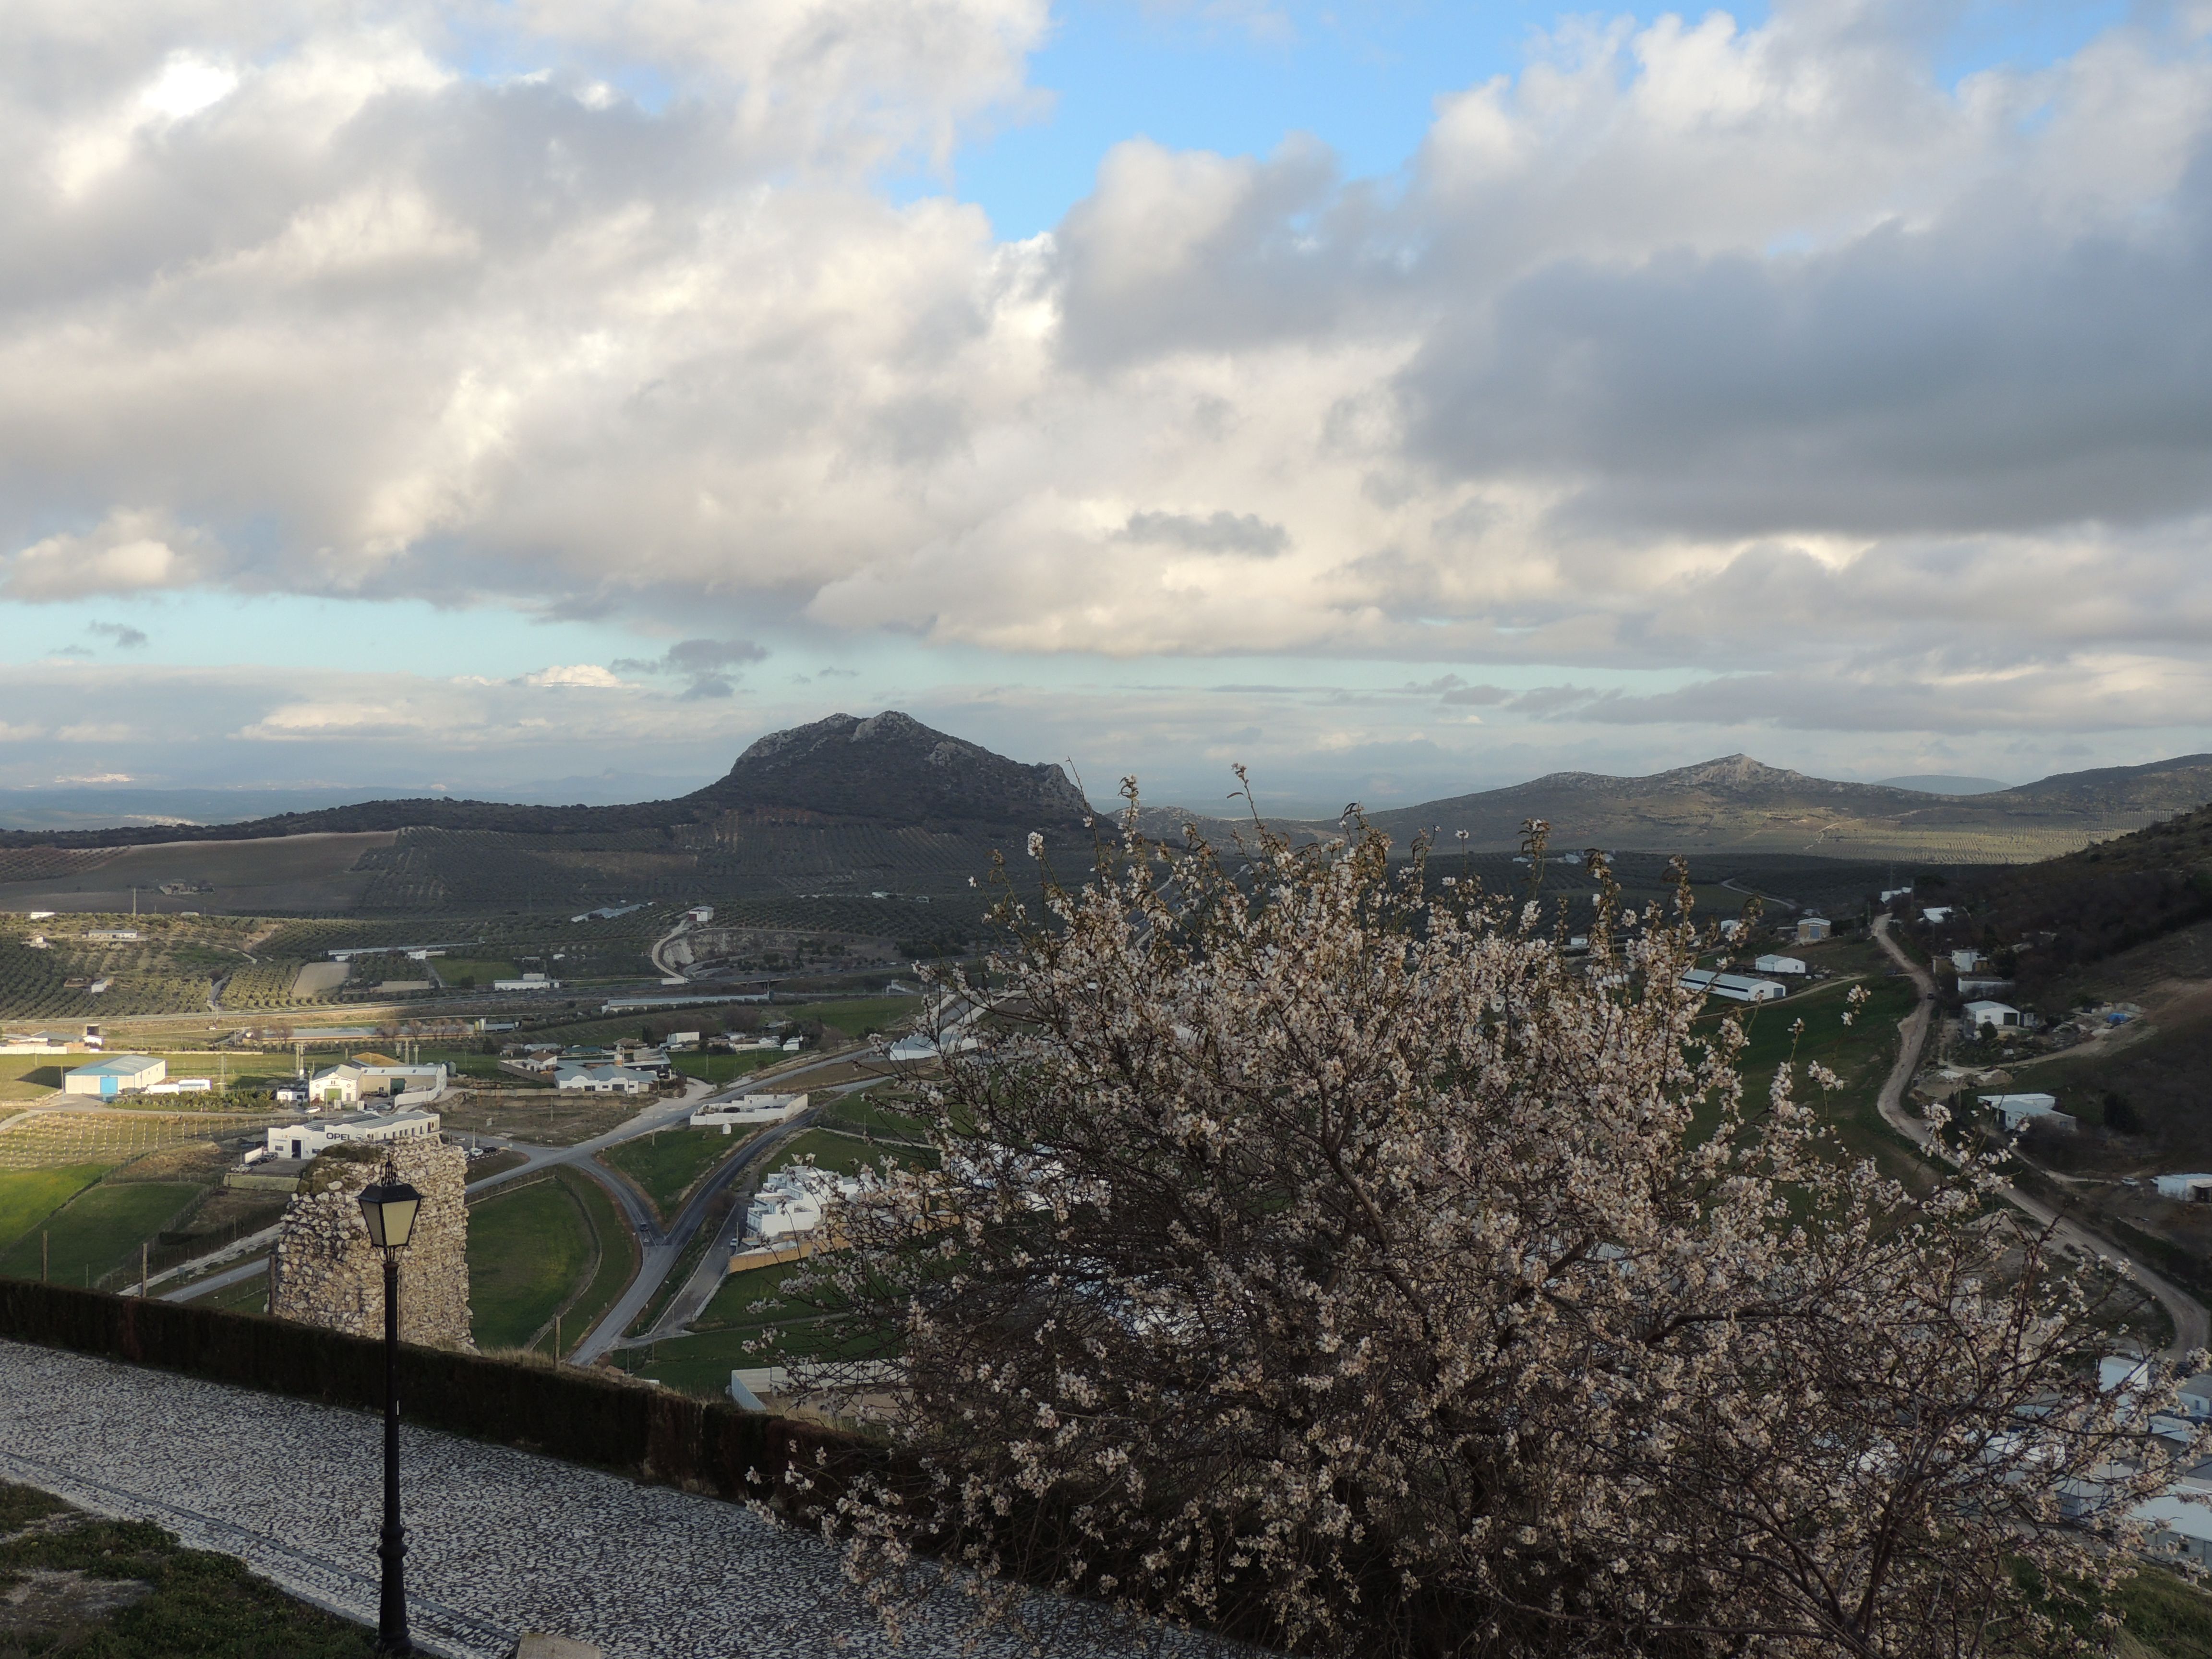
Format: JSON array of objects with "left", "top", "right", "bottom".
[{"left": 0, "top": 1339, "right": 1222, "bottom": 1659}]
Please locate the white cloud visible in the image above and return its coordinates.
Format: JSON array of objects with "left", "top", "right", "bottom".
[
  {"left": 520, "top": 663, "right": 628, "bottom": 687},
  {"left": 3, "top": 511, "right": 211, "bottom": 599},
  {"left": 0, "top": 0, "right": 2208, "bottom": 767}
]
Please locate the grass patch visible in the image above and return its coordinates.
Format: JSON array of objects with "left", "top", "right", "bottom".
[
  {"left": 781, "top": 995, "right": 922, "bottom": 1037},
  {"left": 598, "top": 1126, "right": 760, "bottom": 1221},
  {"left": 2118, "top": 1565, "right": 2212, "bottom": 1657},
  {"left": 0, "top": 1181, "right": 200, "bottom": 1288},
  {"left": 0, "top": 1057, "right": 66, "bottom": 1099},
  {"left": 671, "top": 1050, "right": 783, "bottom": 1085},
  {"left": 464, "top": 1148, "right": 531, "bottom": 1184},
  {"left": 553, "top": 1167, "right": 638, "bottom": 1358},
  {"left": 817, "top": 1094, "right": 931, "bottom": 1142},
  {"left": 196, "top": 1264, "right": 273, "bottom": 1315},
  {"left": 0, "top": 1483, "right": 376, "bottom": 1657},
  {"left": 467, "top": 1175, "right": 595, "bottom": 1351},
  {"left": 623, "top": 1291, "right": 890, "bottom": 1398},
  {"left": 766, "top": 1126, "right": 937, "bottom": 1178},
  {"left": 0, "top": 1164, "right": 110, "bottom": 1250}
]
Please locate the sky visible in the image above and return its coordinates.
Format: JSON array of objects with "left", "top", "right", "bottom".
[{"left": 2, "top": 0, "right": 2210, "bottom": 817}]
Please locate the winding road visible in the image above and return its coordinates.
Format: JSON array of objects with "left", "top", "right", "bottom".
[{"left": 1870, "top": 915, "right": 2209, "bottom": 1359}]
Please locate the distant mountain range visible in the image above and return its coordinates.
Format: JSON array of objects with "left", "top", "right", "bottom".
[
  {"left": 0, "top": 711, "right": 1093, "bottom": 850},
  {"left": 1, "top": 714, "right": 2206, "bottom": 867}
]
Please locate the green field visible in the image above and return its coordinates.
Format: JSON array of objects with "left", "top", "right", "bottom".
[
  {"left": 0, "top": 1181, "right": 199, "bottom": 1288},
  {"left": 626, "top": 1257, "right": 887, "bottom": 1396},
  {"left": 781, "top": 996, "right": 922, "bottom": 1037},
  {"left": 0, "top": 1164, "right": 110, "bottom": 1249},
  {"left": 598, "top": 1126, "right": 759, "bottom": 1220},
  {"left": 553, "top": 1168, "right": 638, "bottom": 1358},
  {"left": 670, "top": 1050, "right": 783, "bottom": 1085},
  {"left": 467, "top": 1175, "right": 596, "bottom": 1351}
]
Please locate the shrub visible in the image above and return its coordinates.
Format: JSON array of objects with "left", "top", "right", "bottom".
[{"left": 799, "top": 792, "right": 2196, "bottom": 1658}]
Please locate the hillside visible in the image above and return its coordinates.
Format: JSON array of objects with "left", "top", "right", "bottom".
[
  {"left": 0, "top": 711, "right": 1091, "bottom": 851},
  {"left": 1921, "top": 798, "right": 2212, "bottom": 998},
  {"left": 1350, "top": 753, "right": 2212, "bottom": 863}
]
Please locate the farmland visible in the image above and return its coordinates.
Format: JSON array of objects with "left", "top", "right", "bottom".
[{"left": 0, "top": 1109, "right": 275, "bottom": 1170}]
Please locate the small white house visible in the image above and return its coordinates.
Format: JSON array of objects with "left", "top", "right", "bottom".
[
  {"left": 1963, "top": 999, "right": 2021, "bottom": 1033},
  {"left": 1880, "top": 887, "right": 1912, "bottom": 902},
  {"left": 2155, "top": 1174, "right": 2212, "bottom": 1203},
  {"left": 686, "top": 905, "right": 714, "bottom": 924},
  {"left": 1982, "top": 1092, "right": 2071, "bottom": 1132},
  {"left": 1753, "top": 954, "right": 1808, "bottom": 976},
  {"left": 1951, "top": 949, "right": 1984, "bottom": 973},
  {"left": 1795, "top": 916, "right": 1832, "bottom": 943},
  {"left": 1680, "top": 969, "right": 1788, "bottom": 1004},
  {"left": 263, "top": 1107, "right": 441, "bottom": 1163},
  {"left": 62, "top": 1054, "right": 165, "bottom": 1097},
  {"left": 1922, "top": 906, "right": 1955, "bottom": 924},
  {"left": 665, "top": 1031, "right": 702, "bottom": 1051}
]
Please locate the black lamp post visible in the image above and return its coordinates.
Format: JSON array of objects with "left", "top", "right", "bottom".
[{"left": 358, "top": 1160, "right": 423, "bottom": 1658}]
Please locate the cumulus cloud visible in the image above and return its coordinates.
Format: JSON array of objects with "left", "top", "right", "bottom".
[
  {"left": 0, "top": 0, "right": 2210, "bottom": 763},
  {"left": 87, "top": 622, "right": 149, "bottom": 648},
  {"left": 519, "top": 664, "right": 629, "bottom": 688}
]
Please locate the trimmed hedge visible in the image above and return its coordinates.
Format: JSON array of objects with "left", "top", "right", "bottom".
[{"left": 0, "top": 1278, "right": 866, "bottom": 1513}]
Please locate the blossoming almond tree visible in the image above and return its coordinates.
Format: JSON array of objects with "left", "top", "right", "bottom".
[{"left": 789, "top": 789, "right": 2196, "bottom": 1657}]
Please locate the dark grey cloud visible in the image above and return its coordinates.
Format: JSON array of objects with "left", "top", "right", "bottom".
[
  {"left": 1122, "top": 509, "right": 1289, "bottom": 557},
  {"left": 87, "top": 622, "right": 148, "bottom": 648},
  {"left": 611, "top": 637, "right": 768, "bottom": 700}
]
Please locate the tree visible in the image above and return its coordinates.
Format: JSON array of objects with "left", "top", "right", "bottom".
[{"left": 793, "top": 793, "right": 2196, "bottom": 1658}]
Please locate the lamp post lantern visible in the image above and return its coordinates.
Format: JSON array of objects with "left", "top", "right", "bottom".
[{"left": 358, "top": 1159, "right": 423, "bottom": 1658}]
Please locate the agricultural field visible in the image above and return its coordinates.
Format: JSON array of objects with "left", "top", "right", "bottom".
[
  {"left": 433, "top": 1089, "right": 643, "bottom": 1148},
  {"left": 780, "top": 996, "right": 923, "bottom": 1038},
  {"left": 0, "top": 1109, "right": 273, "bottom": 1170},
  {"left": 0, "top": 830, "right": 393, "bottom": 915},
  {"left": 668, "top": 1050, "right": 784, "bottom": 1086},
  {"left": 624, "top": 1255, "right": 886, "bottom": 1397}
]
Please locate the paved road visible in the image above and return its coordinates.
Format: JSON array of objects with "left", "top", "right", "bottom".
[
  {"left": 0, "top": 1339, "right": 1209, "bottom": 1659},
  {"left": 1870, "top": 916, "right": 2210, "bottom": 1359}
]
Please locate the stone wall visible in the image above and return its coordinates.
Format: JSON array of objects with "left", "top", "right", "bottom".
[{"left": 269, "top": 1139, "right": 473, "bottom": 1350}]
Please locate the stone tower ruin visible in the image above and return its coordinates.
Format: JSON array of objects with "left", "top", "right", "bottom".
[{"left": 269, "top": 1138, "right": 474, "bottom": 1350}]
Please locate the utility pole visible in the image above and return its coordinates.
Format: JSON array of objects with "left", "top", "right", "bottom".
[{"left": 42, "top": 1232, "right": 48, "bottom": 1283}]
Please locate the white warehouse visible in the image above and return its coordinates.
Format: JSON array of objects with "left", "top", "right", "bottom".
[{"left": 1680, "top": 969, "right": 1788, "bottom": 1004}]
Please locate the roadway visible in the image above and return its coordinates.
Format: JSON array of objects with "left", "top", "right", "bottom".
[{"left": 1870, "top": 915, "right": 2209, "bottom": 1359}]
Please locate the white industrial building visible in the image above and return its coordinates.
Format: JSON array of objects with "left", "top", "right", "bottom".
[
  {"left": 1982, "top": 1092, "right": 2074, "bottom": 1133},
  {"left": 1922, "top": 906, "right": 1955, "bottom": 924},
  {"left": 309, "top": 1060, "right": 449, "bottom": 1106},
  {"left": 1753, "top": 954, "right": 1807, "bottom": 976},
  {"left": 1963, "top": 999, "right": 2021, "bottom": 1033},
  {"left": 690, "top": 1093, "right": 808, "bottom": 1132},
  {"left": 263, "top": 1107, "right": 442, "bottom": 1163},
  {"left": 1794, "top": 916, "right": 1832, "bottom": 943},
  {"left": 1679, "top": 969, "right": 1788, "bottom": 1004},
  {"left": 493, "top": 972, "right": 561, "bottom": 992},
  {"left": 62, "top": 1055, "right": 165, "bottom": 1097},
  {"left": 2155, "top": 1174, "right": 2212, "bottom": 1203}
]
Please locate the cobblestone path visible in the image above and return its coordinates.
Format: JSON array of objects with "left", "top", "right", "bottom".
[{"left": 0, "top": 1340, "right": 1211, "bottom": 1659}]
